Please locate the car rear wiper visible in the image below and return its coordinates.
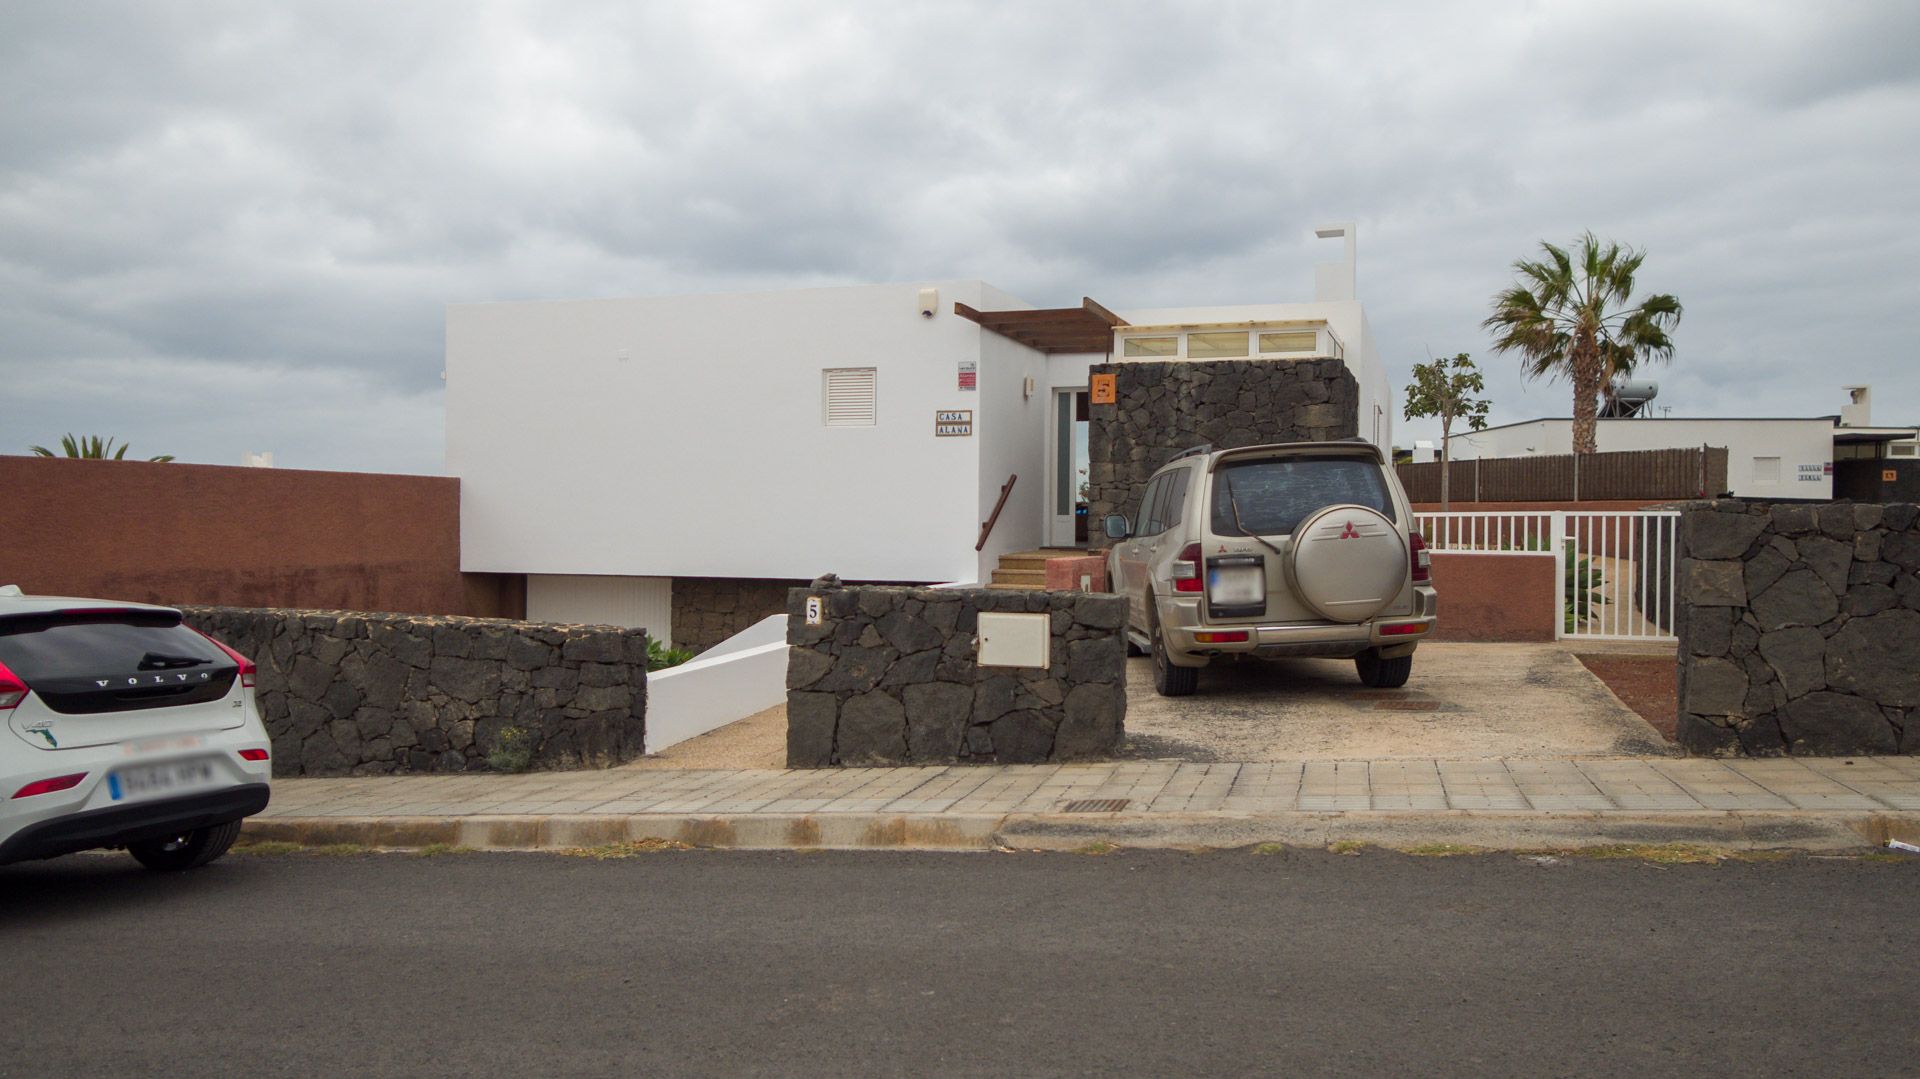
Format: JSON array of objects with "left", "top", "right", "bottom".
[
  {"left": 137, "top": 652, "right": 212, "bottom": 670},
  {"left": 1222, "top": 473, "right": 1287, "bottom": 560}
]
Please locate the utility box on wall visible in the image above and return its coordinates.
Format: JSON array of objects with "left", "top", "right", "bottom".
[{"left": 977, "top": 612, "right": 1050, "bottom": 668}]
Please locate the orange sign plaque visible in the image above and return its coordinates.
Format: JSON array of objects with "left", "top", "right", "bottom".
[{"left": 1089, "top": 373, "right": 1117, "bottom": 405}]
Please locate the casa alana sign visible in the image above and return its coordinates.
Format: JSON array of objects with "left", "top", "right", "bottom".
[{"left": 935, "top": 410, "right": 973, "bottom": 437}]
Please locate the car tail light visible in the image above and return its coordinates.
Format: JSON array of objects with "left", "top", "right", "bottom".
[
  {"left": 1379, "top": 622, "right": 1428, "bottom": 636},
  {"left": 1409, "top": 531, "right": 1432, "bottom": 584},
  {"left": 13, "top": 773, "right": 87, "bottom": 799},
  {"left": 1193, "top": 630, "right": 1250, "bottom": 644},
  {"left": 1172, "top": 543, "right": 1204, "bottom": 593},
  {"left": 239, "top": 748, "right": 270, "bottom": 762},
  {"left": 0, "top": 659, "right": 25, "bottom": 710},
  {"left": 191, "top": 627, "right": 257, "bottom": 689}
]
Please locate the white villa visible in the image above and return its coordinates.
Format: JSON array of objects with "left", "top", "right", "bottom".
[{"left": 445, "top": 225, "right": 1390, "bottom": 647}]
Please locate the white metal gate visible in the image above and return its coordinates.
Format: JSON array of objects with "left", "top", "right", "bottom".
[{"left": 1413, "top": 510, "right": 1681, "bottom": 642}]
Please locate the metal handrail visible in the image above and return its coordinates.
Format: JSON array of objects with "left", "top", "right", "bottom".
[{"left": 976, "top": 474, "right": 1017, "bottom": 551}]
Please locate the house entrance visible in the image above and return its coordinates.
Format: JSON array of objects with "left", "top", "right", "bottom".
[{"left": 1050, "top": 388, "right": 1090, "bottom": 547}]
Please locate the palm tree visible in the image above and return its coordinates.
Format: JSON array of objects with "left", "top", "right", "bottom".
[
  {"left": 1483, "top": 233, "right": 1682, "bottom": 454},
  {"left": 28, "top": 434, "right": 174, "bottom": 462}
]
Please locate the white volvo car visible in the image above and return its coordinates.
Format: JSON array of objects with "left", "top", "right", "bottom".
[{"left": 0, "top": 586, "right": 272, "bottom": 870}]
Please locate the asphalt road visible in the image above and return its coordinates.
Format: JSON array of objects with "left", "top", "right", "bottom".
[{"left": 2, "top": 847, "right": 1915, "bottom": 1077}]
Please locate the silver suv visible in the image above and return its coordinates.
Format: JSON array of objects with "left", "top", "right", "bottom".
[{"left": 1102, "top": 441, "right": 1437, "bottom": 696}]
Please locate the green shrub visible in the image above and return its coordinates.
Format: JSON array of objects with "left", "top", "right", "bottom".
[
  {"left": 486, "top": 724, "right": 538, "bottom": 773},
  {"left": 646, "top": 636, "right": 694, "bottom": 671},
  {"left": 1563, "top": 541, "right": 1607, "bottom": 631}
]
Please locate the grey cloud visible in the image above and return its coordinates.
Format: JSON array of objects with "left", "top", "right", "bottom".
[{"left": 2, "top": 1, "right": 1916, "bottom": 469}]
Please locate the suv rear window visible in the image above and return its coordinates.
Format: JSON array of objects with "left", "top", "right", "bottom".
[
  {"left": 0, "top": 611, "right": 238, "bottom": 714},
  {"left": 1210, "top": 456, "right": 1396, "bottom": 537}
]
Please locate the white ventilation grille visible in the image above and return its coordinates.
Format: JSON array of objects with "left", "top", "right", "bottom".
[{"left": 823, "top": 368, "right": 877, "bottom": 427}]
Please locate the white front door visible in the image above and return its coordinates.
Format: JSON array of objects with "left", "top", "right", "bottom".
[{"left": 1049, "top": 388, "right": 1089, "bottom": 547}]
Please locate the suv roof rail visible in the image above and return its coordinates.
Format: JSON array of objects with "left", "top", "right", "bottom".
[{"left": 1164, "top": 444, "right": 1212, "bottom": 466}]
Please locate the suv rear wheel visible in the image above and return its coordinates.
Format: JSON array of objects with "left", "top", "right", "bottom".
[
  {"left": 1149, "top": 599, "right": 1198, "bottom": 698},
  {"left": 128, "top": 819, "right": 243, "bottom": 871},
  {"left": 1355, "top": 649, "right": 1413, "bottom": 689}
]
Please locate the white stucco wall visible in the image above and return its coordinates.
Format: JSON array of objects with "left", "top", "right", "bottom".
[
  {"left": 524, "top": 574, "right": 672, "bottom": 638},
  {"left": 970, "top": 285, "right": 1052, "bottom": 582},
  {"left": 448, "top": 281, "right": 1005, "bottom": 582},
  {"left": 450, "top": 283, "right": 1397, "bottom": 585},
  {"left": 1447, "top": 417, "right": 1836, "bottom": 498}
]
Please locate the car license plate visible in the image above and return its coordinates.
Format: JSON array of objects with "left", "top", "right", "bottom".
[
  {"left": 1208, "top": 564, "right": 1265, "bottom": 605},
  {"left": 108, "top": 759, "right": 217, "bottom": 803}
]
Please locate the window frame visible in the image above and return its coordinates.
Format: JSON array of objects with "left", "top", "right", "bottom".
[{"left": 1135, "top": 474, "right": 1168, "bottom": 537}]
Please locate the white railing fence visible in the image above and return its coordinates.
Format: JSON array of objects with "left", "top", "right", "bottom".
[{"left": 1414, "top": 510, "right": 1681, "bottom": 642}]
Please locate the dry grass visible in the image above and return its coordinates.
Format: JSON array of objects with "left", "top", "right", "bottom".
[
  {"left": 1400, "top": 843, "right": 1480, "bottom": 857},
  {"left": 555, "top": 837, "right": 694, "bottom": 859}
]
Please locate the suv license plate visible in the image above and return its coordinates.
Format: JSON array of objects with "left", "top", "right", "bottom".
[
  {"left": 108, "top": 759, "right": 217, "bottom": 803},
  {"left": 1208, "top": 565, "right": 1265, "bottom": 605}
]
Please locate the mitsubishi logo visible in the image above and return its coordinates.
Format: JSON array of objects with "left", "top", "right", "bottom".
[{"left": 1338, "top": 521, "right": 1360, "bottom": 540}]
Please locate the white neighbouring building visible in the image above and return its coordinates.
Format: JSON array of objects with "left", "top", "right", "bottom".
[
  {"left": 1444, "top": 386, "right": 1917, "bottom": 500},
  {"left": 446, "top": 226, "right": 1391, "bottom": 650}
]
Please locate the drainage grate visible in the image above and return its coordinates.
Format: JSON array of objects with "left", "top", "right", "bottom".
[
  {"left": 1062, "top": 798, "right": 1132, "bottom": 813},
  {"left": 1374, "top": 700, "right": 1441, "bottom": 712}
]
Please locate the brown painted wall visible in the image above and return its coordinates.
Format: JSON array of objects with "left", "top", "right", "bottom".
[
  {"left": 0, "top": 456, "right": 510, "bottom": 616},
  {"left": 1425, "top": 552, "right": 1558, "bottom": 642}
]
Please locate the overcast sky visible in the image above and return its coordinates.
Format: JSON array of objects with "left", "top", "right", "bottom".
[{"left": 4, "top": 1, "right": 1916, "bottom": 473}]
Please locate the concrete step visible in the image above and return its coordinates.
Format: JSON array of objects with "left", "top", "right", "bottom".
[
  {"left": 997, "top": 555, "right": 1055, "bottom": 572},
  {"left": 985, "top": 582, "right": 1044, "bottom": 591}
]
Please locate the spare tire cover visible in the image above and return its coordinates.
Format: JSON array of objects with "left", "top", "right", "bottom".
[{"left": 1286, "top": 504, "right": 1408, "bottom": 623}]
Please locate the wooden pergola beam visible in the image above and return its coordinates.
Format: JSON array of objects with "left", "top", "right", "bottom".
[{"left": 954, "top": 297, "right": 1124, "bottom": 354}]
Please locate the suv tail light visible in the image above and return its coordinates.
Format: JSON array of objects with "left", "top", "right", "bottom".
[
  {"left": 0, "top": 659, "right": 26, "bottom": 710},
  {"left": 1409, "top": 531, "right": 1432, "bottom": 584},
  {"left": 1172, "top": 543, "right": 1204, "bottom": 593},
  {"left": 191, "top": 627, "right": 257, "bottom": 689}
]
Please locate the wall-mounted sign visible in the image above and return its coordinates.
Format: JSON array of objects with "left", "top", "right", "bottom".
[
  {"left": 805, "top": 595, "right": 824, "bottom": 626},
  {"left": 1798, "top": 463, "right": 1823, "bottom": 483},
  {"left": 1089, "top": 373, "right": 1117, "bottom": 405},
  {"left": 957, "top": 360, "right": 977, "bottom": 391},
  {"left": 935, "top": 410, "right": 973, "bottom": 437},
  {"left": 1886, "top": 469, "right": 1900, "bottom": 483}
]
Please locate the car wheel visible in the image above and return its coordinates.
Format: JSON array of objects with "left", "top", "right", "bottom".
[
  {"left": 128, "top": 819, "right": 244, "bottom": 871},
  {"left": 1355, "top": 649, "right": 1413, "bottom": 689},
  {"left": 1149, "top": 600, "right": 1199, "bottom": 697}
]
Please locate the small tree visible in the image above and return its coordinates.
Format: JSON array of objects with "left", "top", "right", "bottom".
[
  {"left": 1403, "top": 353, "right": 1490, "bottom": 510},
  {"left": 29, "top": 434, "right": 174, "bottom": 462}
]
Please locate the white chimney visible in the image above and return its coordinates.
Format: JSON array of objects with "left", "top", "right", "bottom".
[
  {"left": 1313, "top": 222, "right": 1357, "bottom": 302},
  {"left": 1841, "top": 386, "right": 1871, "bottom": 427}
]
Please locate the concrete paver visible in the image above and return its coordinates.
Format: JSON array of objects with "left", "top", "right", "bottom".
[{"left": 260, "top": 757, "right": 1920, "bottom": 820}]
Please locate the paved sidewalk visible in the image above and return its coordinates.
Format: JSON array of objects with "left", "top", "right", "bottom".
[{"left": 247, "top": 757, "right": 1920, "bottom": 853}]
